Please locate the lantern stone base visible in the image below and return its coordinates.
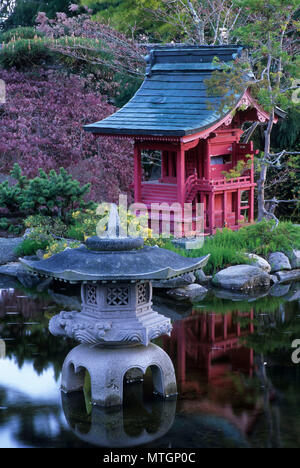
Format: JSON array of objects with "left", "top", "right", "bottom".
[{"left": 61, "top": 343, "right": 177, "bottom": 407}]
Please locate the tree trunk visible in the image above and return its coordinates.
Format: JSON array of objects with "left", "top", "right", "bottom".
[{"left": 257, "top": 109, "right": 274, "bottom": 221}]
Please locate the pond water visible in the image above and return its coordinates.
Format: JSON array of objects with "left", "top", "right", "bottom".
[{"left": 1, "top": 279, "right": 300, "bottom": 448}]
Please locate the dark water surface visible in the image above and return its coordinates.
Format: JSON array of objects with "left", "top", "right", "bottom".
[{"left": 1, "top": 280, "right": 300, "bottom": 448}]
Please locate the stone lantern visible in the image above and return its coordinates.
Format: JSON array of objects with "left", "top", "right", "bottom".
[{"left": 21, "top": 206, "right": 209, "bottom": 406}]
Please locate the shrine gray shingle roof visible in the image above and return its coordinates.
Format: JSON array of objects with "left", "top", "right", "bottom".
[{"left": 83, "top": 45, "right": 244, "bottom": 137}]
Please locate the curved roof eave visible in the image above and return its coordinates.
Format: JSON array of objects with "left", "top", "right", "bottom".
[{"left": 83, "top": 46, "right": 274, "bottom": 139}]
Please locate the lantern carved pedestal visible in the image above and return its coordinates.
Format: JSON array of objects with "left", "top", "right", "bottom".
[{"left": 49, "top": 280, "right": 172, "bottom": 346}]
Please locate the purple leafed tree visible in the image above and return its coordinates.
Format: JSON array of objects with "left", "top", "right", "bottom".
[{"left": 0, "top": 68, "right": 133, "bottom": 203}]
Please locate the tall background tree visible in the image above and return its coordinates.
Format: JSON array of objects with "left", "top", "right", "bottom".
[
  {"left": 230, "top": 0, "right": 300, "bottom": 222},
  {"left": 1, "top": 0, "right": 81, "bottom": 29}
]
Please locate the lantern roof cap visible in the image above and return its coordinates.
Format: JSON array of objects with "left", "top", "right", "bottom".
[
  {"left": 20, "top": 204, "right": 210, "bottom": 282},
  {"left": 20, "top": 245, "right": 210, "bottom": 282}
]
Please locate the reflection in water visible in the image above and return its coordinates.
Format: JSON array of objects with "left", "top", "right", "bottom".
[
  {"left": 62, "top": 383, "right": 176, "bottom": 448},
  {"left": 161, "top": 309, "right": 262, "bottom": 437},
  {"left": 0, "top": 284, "right": 300, "bottom": 447},
  {"left": 0, "top": 339, "right": 5, "bottom": 358}
]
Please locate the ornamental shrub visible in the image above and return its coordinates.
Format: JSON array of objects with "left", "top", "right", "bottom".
[
  {"left": 24, "top": 214, "right": 68, "bottom": 237},
  {"left": 0, "top": 38, "right": 53, "bottom": 69},
  {"left": 0, "top": 27, "right": 43, "bottom": 43},
  {"left": 0, "top": 163, "right": 95, "bottom": 221}
]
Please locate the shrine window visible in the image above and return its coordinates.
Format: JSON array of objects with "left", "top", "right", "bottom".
[
  {"left": 142, "top": 150, "right": 162, "bottom": 180},
  {"left": 210, "top": 154, "right": 232, "bottom": 165}
]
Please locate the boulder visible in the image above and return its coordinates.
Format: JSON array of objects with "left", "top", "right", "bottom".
[
  {"left": 270, "top": 275, "right": 279, "bottom": 284},
  {"left": 212, "top": 265, "right": 270, "bottom": 291},
  {"left": 287, "top": 250, "right": 300, "bottom": 269},
  {"left": 16, "top": 270, "right": 47, "bottom": 289},
  {"left": 0, "top": 237, "right": 23, "bottom": 265},
  {"left": 282, "top": 284, "right": 300, "bottom": 302},
  {"left": 167, "top": 283, "right": 208, "bottom": 302},
  {"left": 194, "top": 269, "right": 211, "bottom": 285},
  {"left": 275, "top": 269, "right": 300, "bottom": 283},
  {"left": 269, "top": 283, "right": 291, "bottom": 297},
  {"left": 0, "top": 262, "right": 24, "bottom": 277},
  {"left": 268, "top": 252, "right": 291, "bottom": 273},
  {"left": 213, "top": 288, "right": 268, "bottom": 302},
  {"left": 245, "top": 253, "right": 271, "bottom": 273},
  {"left": 0, "top": 274, "right": 20, "bottom": 289},
  {"left": 152, "top": 272, "right": 196, "bottom": 289}
]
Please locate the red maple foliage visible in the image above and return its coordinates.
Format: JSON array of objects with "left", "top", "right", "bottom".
[{"left": 0, "top": 68, "right": 134, "bottom": 203}]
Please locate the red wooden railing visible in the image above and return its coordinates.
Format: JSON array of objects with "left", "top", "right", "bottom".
[
  {"left": 184, "top": 175, "right": 252, "bottom": 202},
  {"left": 184, "top": 170, "right": 198, "bottom": 202}
]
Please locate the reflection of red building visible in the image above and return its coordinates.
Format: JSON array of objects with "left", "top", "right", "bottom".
[
  {"left": 162, "top": 310, "right": 259, "bottom": 435},
  {"left": 163, "top": 310, "right": 254, "bottom": 392}
]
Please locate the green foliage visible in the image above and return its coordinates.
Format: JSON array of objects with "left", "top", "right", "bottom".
[
  {"left": 2, "top": 0, "right": 80, "bottom": 30},
  {"left": 43, "top": 239, "right": 81, "bottom": 259},
  {"left": 0, "top": 27, "right": 42, "bottom": 43},
  {"left": 85, "top": 0, "right": 165, "bottom": 39},
  {"left": 67, "top": 208, "right": 103, "bottom": 240},
  {"left": 15, "top": 230, "right": 52, "bottom": 256},
  {"left": 8, "top": 224, "right": 22, "bottom": 235},
  {"left": 195, "top": 293, "right": 284, "bottom": 314},
  {"left": 0, "top": 218, "right": 9, "bottom": 230},
  {"left": 24, "top": 214, "right": 68, "bottom": 237},
  {"left": 0, "top": 181, "right": 22, "bottom": 214},
  {"left": 68, "top": 206, "right": 150, "bottom": 241},
  {"left": 0, "top": 164, "right": 94, "bottom": 222},
  {"left": 222, "top": 155, "right": 252, "bottom": 180},
  {"left": 0, "top": 38, "right": 53, "bottom": 69},
  {"left": 158, "top": 221, "right": 300, "bottom": 274}
]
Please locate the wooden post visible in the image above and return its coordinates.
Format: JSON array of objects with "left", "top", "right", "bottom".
[
  {"left": 250, "top": 186, "right": 255, "bottom": 222},
  {"left": 223, "top": 314, "right": 228, "bottom": 340},
  {"left": 223, "top": 190, "right": 227, "bottom": 227},
  {"left": 208, "top": 314, "right": 215, "bottom": 342},
  {"left": 208, "top": 192, "right": 215, "bottom": 234},
  {"left": 204, "top": 141, "right": 210, "bottom": 180},
  {"left": 134, "top": 143, "right": 142, "bottom": 203},
  {"left": 161, "top": 151, "right": 166, "bottom": 179},
  {"left": 177, "top": 144, "right": 185, "bottom": 204},
  {"left": 236, "top": 189, "right": 241, "bottom": 225}
]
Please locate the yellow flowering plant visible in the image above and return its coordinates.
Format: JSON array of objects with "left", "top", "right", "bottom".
[{"left": 43, "top": 240, "right": 81, "bottom": 259}]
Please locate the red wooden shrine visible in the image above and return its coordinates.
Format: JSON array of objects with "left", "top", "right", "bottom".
[{"left": 84, "top": 46, "right": 282, "bottom": 235}]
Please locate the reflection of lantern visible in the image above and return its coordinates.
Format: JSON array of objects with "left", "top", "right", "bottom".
[
  {"left": 61, "top": 387, "right": 176, "bottom": 448},
  {"left": 0, "top": 339, "right": 5, "bottom": 359},
  {"left": 21, "top": 205, "right": 209, "bottom": 406}
]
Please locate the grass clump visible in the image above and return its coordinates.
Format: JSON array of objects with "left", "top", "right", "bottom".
[{"left": 159, "top": 220, "right": 300, "bottom": 275}]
